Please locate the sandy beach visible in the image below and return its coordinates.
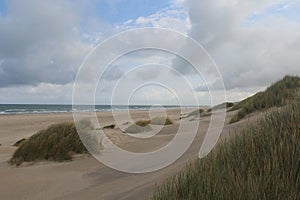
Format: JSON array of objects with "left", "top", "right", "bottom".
[{"left": 0, "top": 108, "right": 254, "bottom": 200}]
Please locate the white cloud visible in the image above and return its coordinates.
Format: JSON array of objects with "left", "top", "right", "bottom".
[
  {"left": 176, "top": 0, "right": 300, "bottom": 93},
  {"left": 0, "top": 83, "right": 74, "bottom": 104},
  {"left": 116, "top": 2, "right": 191, "bottom": 33}
]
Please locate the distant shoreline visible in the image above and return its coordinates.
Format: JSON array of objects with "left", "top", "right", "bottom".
[{"left": 0, "top": 104, "right": 204, "bottom": 115}]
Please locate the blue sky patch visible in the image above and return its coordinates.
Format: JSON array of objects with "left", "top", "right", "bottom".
[
  {"left": 245, "top": 1, "right": 300, "bottom": 25},
  {"left": 0, "top": 0, "right": 7, "bottom": 16},
  {"left": 91, "top": 0, "right": 171, "bottom": 24}
]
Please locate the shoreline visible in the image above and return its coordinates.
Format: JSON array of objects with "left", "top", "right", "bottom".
[{"left": 0, "top": 104, "right": 205, "bottom": 116}]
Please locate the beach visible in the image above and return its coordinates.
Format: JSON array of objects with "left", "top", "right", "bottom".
[{"left": 0, "top": 108, "right": 252, "bottom": 200}]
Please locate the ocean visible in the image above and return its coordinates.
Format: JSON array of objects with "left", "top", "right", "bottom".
[{"left": 0, "top": 104, "right": 185, "bottom": 115}]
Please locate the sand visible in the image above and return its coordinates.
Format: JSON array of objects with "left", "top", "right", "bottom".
[{"left": 0, "top": 108, "right": 257, "bottom": 200}]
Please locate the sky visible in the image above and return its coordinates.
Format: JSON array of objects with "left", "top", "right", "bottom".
[{"left": 0, "top": 0, "right": 299, "bottom": 105}]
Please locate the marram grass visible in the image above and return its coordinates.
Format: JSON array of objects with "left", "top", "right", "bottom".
[
  {"left": 230, "top": 75, "right": 300, "bottom": 123},
  {"left": 151, "top": 103, "right": 300, "bottom": 200},
  {"left": 151, "top": 116, "right": 173, "bottom": 125},
  {"left": 135, "top": 119, "right": 151, "bottom": 127},
  {"left": 10, "top": 119, "right": 93, "bottom": 165}
]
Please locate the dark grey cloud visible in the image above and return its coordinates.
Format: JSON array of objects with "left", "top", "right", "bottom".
[
  {"left": 101, "top": 65, "right": 123, "bottom": 81},
  {"left": 0, "top": 0, "right": 90, "bottom": 88}
]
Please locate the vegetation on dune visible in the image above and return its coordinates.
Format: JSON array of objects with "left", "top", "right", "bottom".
[
  {"left": 230, "top": 75, "right": 300, "bottom": 123},
  {"left": 125, "top": 124, "right": 152, "bottom": 133},
  {"left": 13, "top": 138, "right": 27, "bottom": 147},
  {"left": 102, "top": 124, "right": 115, "bottom": 129},
  {"left": 188, "top": 103, "right": 234, "bottom": 119},
  {"left": 185, "top": 108, "right": 213, "bottom": 119},
  {"left": 212, "top": 102, "right": 234, "bottom": 111},
  {"left": 135, "top": 119, "right": 151, "bottom": 127},
  {"left": 187, "top": 109, "right": 205, "bottom": 118},
  {"left": 124, "top": 119, "right": 152, "bottom": 133},
  {"left": 125, "top": 117, "right": 173, "bottom": 133},
  {"left": 151, "top": 103, "right": 300, "bottom": 200},
  {"left": 200, "top": 111, "right": 212, "bottom": 117},
  {"left": 10, "top": 119, "right": 93, "bottom": 166},
  {"left": 150, "top": 116, "right": 173, "bottom": 125}
]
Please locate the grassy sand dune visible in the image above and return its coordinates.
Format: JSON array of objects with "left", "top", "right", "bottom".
[
  {"left": 125, "top": 119, "right": 152, "bottom": 133},
  {"left": 125, "top": 124, "right": 152, "bottom": 133},
  {"left": 10, "top": 119, "right": 93, "bottom": 166},
  {"left": 186, "top": 109, "right": 204, "bottom": 118},
  {"left": 184, "top": 108, "right": 213, "bottom": 119},
  {"left": 151, "top": 104, "right": 300, "bottom": 199},
  {"left": 150, "top": 116, "right": 173, "bottom": 125},
  {"left": 185, "top": 103, "right": 234, "bottom": 120},
  {"left": 125, "top": 117, "right": 173, "bottom": 133},
  {"left": 151, "top": 76, "right": 300, "bottom": 199},
  {"left": 211, "top": 102, "right": 234, "bottom": 111},
  {"left": 230, "top": 75, "right": 300, "bottom": 123}
]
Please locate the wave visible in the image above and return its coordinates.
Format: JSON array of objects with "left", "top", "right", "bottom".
[{"left": 0, "top": 104, "right": 183, "bottom": 115}]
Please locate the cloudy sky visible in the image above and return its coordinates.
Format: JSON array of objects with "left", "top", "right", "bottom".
[{"left": 0, "top": 0, "right": 299, "bottom": 105}]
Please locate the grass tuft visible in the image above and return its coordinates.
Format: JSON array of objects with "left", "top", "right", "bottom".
[
  {"left": 102, "top": 124, "right": 115, "bottom": 129},
  {"left": 135, "top": 119, "right": 151, "bottom": 127},
  {"left": 125, "top": 117, "right": 173, "bottom": 133},
  {"left": 151, "top": 116, "right": 173, "bottom": 125},
  {"left": 13, "top": 138, "right": 27, "bottom": 147},
  {"left": 125, "top": 124, "right": 152, "bottom": 133},
  {"left": 187, "top": 109, "right": 204, "bottom": 118},
  {"left": 212, "top": 102, "right": 234, "bottom": 110}
]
